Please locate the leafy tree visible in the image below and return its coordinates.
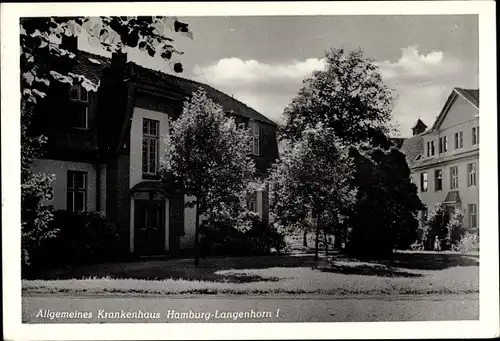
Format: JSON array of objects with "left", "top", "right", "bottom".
[
  {"left": 161, "top": 88, "right": 256, "bottom": 266},
  {"left": 20, "top": 16, "right": 192, "bottom": 265},
  {"left": 346, "top": 147, "right": 424, "bottom": 259},
  {"left": 426, "top": 203, "right": 451, "bottom": 249},
  {"left": 268, "top": 126, "right": 357, "bottom": 261},
  {"left": 281, "top": 47, "right": 396, "bottom": 147},
  {"left": 446, "top": 209, "right": 465, "bottom": 250}
]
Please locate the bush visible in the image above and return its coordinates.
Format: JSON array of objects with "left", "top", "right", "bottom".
[
  {"left": 453, "top": 232, "right": 479, "bottom": 253},
  {"left": 200, "top": 214, "right": 286, "bottom": 257},
  {"left": 25, "top": 210, "right": 124, "bottom": 274}
]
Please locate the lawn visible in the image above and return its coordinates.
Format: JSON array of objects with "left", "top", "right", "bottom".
[{"left": 22, "top": 251, "right": 479, "bottom": 296}]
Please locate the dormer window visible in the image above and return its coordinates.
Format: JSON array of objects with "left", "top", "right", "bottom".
[
  {"left": 69, "top": 85, "right": 89, "bottom": 129},
  {"left": 250, "top": 121, "right": 260, "bottom": 156}
]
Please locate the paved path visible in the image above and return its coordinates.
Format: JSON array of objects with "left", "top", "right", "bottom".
[{"left": 23, "top": 294, "right": 479, "bottom": 323}]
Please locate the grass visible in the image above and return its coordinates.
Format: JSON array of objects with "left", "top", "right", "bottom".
[{"left": 22, "top": 251, "right": 479, "bottom": 296}]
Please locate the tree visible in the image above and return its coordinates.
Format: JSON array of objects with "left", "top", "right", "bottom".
[
  {"left": 161, "top": 88, "right": 256, "bottom": 266},
  {"left": 268, "top": 126, "right": 357, "bottom": 261},
  {"left": 446, "top": 209, "right": 465, "bottom": 250},
  {"left": 426, "top": 203, "right": 451, "bottom": 250},
  {"left": 281, "top": 47, "right": 396, "bottom": 147},
  {"left": 20, "top": 16, "right": 193, "bottom": 266},
  {"left": 346, "top": 147, "right": 424, "bottom": 259}
]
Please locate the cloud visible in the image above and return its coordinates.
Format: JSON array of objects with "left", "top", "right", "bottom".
[
  {"left": 191, "top": 46, "right": 476, "bottom": 135},
  {"left": 192, "top": 58, "right": 326, "bottom": 122},
  {"left": 377, "top": 46, "right": 476, "bottom": 136}
]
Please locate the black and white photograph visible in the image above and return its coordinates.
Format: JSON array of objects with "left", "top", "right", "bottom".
[{"left": 1, "top": 1, "right": 498, "bottom": 340}]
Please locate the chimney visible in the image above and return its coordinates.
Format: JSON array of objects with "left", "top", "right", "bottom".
[
  {"left": 412, "top": 119, "right": 427, "bottom": 136},
  {"left": 111, "top": 50, "right": 129, "bottom": 80},
  {"left": 60, "top": 35, "right": 78, "bottom": 53}
]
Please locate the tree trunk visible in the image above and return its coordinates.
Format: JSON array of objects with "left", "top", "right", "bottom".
[
  {"left": 194, "top": 201, "right": 200, "bottom": 267},
  {"left": 334, "top": 228, "right": 342, "bottom": 249},
  {"left": 314, "top": 213, "right": 321, "bottom": 262},
  {"left": 303, "top": 230, "right": 308, "bottom": 247}
]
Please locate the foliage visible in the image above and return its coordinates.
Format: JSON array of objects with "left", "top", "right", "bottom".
[
  {"left": 425, "top": 203, "right": 451, "bottom": 247},
  {"left": 452, "top": 232, "right": 479, "bottom": 253},
  {"left": 445, "top": 209, "right": 465, "bottom": 250},
  {"left": 200, "top": 213, "right": 286, "bottom": 257},
  {"left": 161, "top": 88, "right": 256, "bottom": 265},
  {"left": 20, "top": 16, "right": 192, "bottom": 265},
  {"left": 21, "top": 103, "right": 56, "bottom": 266},
  {"left": 268, "top": 126, "right": 357, "bottom": 260},
  {"left": 280, "top": 47, "right": 396, "bottom": 147},
  {"left": 24, "top": 210, "right": 124, "bottom": 276},
  {"left": 346, "top": 147, "right": 424, "bottom": 259}
]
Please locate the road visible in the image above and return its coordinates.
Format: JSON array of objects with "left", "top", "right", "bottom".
[{"left": 22, "top": 294, "right": 479, "bottom": 323}]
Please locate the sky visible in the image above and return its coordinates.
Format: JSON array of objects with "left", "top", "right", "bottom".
[{"left": 81, "top": 15, "right": 479, "bottom": 137}]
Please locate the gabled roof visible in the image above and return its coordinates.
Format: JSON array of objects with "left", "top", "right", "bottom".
[
  {"left": 129, "top": 63, "right": 277, "bottom": 126},
  {"left": 432, "top": 87, "right": 479, "bottom": 130},
  {"left": 73, "top": 51, "right": 110, "bottom": 86},
  {"left": 455, "top": 88, "right": 479, "bottom": 108},
  {"left": 412, "top": 119, "right": 427, "bottom": 130},
  {"left": 75, "top": 49, "right": 277, "bottom": 126}
]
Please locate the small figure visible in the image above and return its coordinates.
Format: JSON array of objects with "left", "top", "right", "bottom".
[{"left": 434, "top": 236, "right": 441, "bottom": 251}]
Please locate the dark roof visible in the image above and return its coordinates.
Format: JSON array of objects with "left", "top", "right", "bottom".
[
  {"left": 412, "top": 119, "right": 427, "bottom": 130},
  {"left": 443, "top": 191, "right": 461, "bottom": 204},
  {"left": 455, "top": 88, "right": 479, "bottom": 108},
  {"left": 400, "top": 134, "right": 424, "bottom": 167},
  {"left": 73, "top": 51, "right": 110, "bottom": 86},
  {"left": 130, "top": 63, "right": 276, "bottom": 125},
  {"left": 390, "top": 137, "right": 405, "bottom": 148}
]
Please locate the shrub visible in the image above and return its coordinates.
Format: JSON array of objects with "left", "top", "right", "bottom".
[
  {"left": 200, "top": 214, "right": 286, "bottom": 257},
  {"left": 26, "top": 210, "right": 124, "bottom": 274},
  {"left": 453, "top": 232, "right": 479, "bottom": 253}
]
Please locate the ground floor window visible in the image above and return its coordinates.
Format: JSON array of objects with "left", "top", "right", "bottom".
[
  {"left": 67, "top": 171, "right": 87, "bottom": 212},
  {"left": 468, "top": 203, "right": 477, "bottom": 229}
]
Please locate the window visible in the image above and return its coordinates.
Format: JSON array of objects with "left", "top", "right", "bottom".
[
  {"left": 454, "top": 131, "right": 463, "bottom": 149},
  {"left": 434, "top": 169, "right": 443, "bottom": 191},
  {"left": 427, "top": 141, "right": 435, "bottom": 157},
  {"left": 250, "top": 121, "right": 260, "bottom": 156},
  {"left": 67, "top": 171, "right": 87, "bottom": 212},
  {"left": 450, "top": 166, "right": 459, "bottom": 189},
  {"left": 69, "top": 85, "right": 89, "bottom": 129},
  {"left": 468, "top": 204, "right": 477, "bottom": 229},
  {"left": 420, "top": 172, "right": 428, "bottom": 192},
  {"left": 472, "top": 126, "right": 479, "bottom": 145},
  {"left": 420, "top": 209, "right": 428, "bottom": 225},
  {"left": 467, "top": 162, "right": 477, "bottom": 186},
  {"left": 142, "top": 118, "right": 159, "bottom": 175},
  {"left": 439, "top": 136, "right": 448, "bottom": 153}
]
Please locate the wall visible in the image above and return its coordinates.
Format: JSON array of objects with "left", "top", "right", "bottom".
[
  {"left": 129, "top": 106, "right": 171, "bottom": 189},
  {"left": 415, "top": 93, "right": 480, "bottom": 230},
  {"left": 31, "top": 159, "right": 99, "bottom": 212},
  {"left": 422, "top": 96, "right": 479, "bottom": 162}
]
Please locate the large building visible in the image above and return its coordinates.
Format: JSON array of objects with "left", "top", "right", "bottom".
[
  {"left": 29, "top": 36, "right": 279, "bottom": 256},
  {"left": 401, "top": 88, "right": 479, "bottom": 234}
]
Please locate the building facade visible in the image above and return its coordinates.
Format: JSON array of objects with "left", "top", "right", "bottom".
[
  {"left": 29, "top": 37, "right": 279, "bottom": 257},
  {"left": 401, "top": 88, "right": 479, "bottom": 234}
]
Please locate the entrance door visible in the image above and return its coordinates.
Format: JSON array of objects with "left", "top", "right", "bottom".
[{"left": 135, "top": 200, "right": 165, "bottom": 256}]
